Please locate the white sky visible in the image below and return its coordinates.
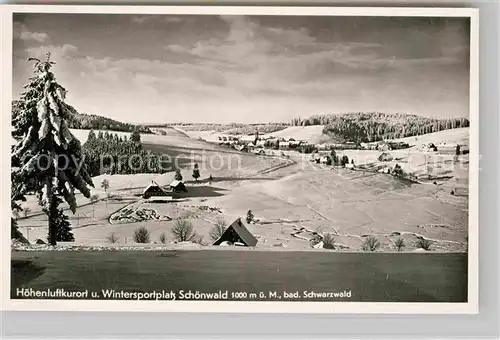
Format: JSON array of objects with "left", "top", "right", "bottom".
[{"left": 13, "top": 14, "right": 471, "bottom": 124}]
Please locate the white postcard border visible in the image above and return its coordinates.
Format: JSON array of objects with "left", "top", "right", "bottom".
[{"left": 0, "top": 4, "right": 479, "bottom": 314}]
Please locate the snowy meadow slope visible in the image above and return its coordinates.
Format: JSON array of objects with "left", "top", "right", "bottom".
[{"left": 16, "top": 125, "right": 469, "bottom": 252}]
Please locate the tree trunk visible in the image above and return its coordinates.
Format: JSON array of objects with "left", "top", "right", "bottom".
[{"left": 48, "top": 183, "right": 57, "bottom": 246}]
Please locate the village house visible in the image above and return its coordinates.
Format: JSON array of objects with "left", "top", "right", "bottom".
[
  {"left": 169, "top": 180, "right": 188, "bottom": 193},
  {"left": 435, "top": 142, "right": 464, "bottom": 154},
  {"left": 378, "top": 152, "right": 394, "bottom": 162},
  {"left": 142, "top": 181, "right": 171, "bottom": 199},
  {"left": 213, "top": 218, "right": 258, "bottom": 247},
  {"left": 360, "top": 142, "right": 378, "bottom": 150},
  {"left": 377, "top": 142, "right": 391, "bottom": 151},
  {"left": 310, "top": 152, "right": 329, "bottom": 163},
  {"left": 387, "top": 141, "right": 410, "bottom": 150},
  {"left": 316, "top": 143, "right": 328, "bottom": 151},
  {"left": 234, "top": 144, "right": 247, "bottom": 152},
  {"left": 256, "top": 140, "right": 266, "bottom": 147},
  {"left": 421, "top": 142, "right": 438, "bottom": 152},
  {"left": 279, "top": 141, "right": 290, "bottom": 149}
]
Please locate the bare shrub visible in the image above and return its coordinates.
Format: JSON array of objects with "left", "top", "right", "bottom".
[
  {"left": 159, "top": 232, "right": 167, "bottom": 244},
  {"left": 416, "top": 238, "right": 432, "bottom": 250},
  {"left": 322, "top": 233, "right": 335, "bottom": 249},
  {"left": 394, "top": 237, "right": 405, "bottom": 251},
  {"left": 193, "top": 234, "right": 205, "bottom": 246},
  {"left": 171, "top": 219, "right": 196, "bottom": 242},
  {"left": 209, "top": 218, "right": 227, "bottom": 241},
  {"left": 133, "top": 226, "right": 151, "bottom": 243},
  {"left": 309, "top": 233, "right": 322, "bottom": 248},
  {"left": 107, "top": 232, "right": 118, "bottom": 244},
  {"left": 392, "top": 164, "right": 404, "bottom": 178},
  {"left": 362, "top": 235, "right": 381, "bottom": 251}
]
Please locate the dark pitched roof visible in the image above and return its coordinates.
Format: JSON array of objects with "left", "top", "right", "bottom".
[
  {"left": 214, "top": 218, "right": 258, "bottom": 247},
  {"left": 170, "top": 180, "right": 184, "bottom": 187},
  {"left": 143, "top": 181, "right": 167, "bottom": 194}
]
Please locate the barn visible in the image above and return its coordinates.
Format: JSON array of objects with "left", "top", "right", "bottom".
[
  {"left": 169, "top": 180, "right": 187, "bottom": 193},
  {"left": 213, "top": 218, "right": 258, "bottom": 247},
  {"left": 378, "top": 152, "right": 394, "bottom": 162},
  {"left": 279, "top": 141, "right": 290, "bottom": 149},
  {"left": 142, "top": 181, "right": 170, "bottom": 199}
]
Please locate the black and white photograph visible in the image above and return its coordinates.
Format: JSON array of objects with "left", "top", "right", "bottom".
[{"left": 2, "top": 6, "right": 478, "bottom": 313}]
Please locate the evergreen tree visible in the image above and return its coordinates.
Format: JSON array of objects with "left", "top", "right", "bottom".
[
  {"left": 11, "top": 53, "right": 94, "bottom": 245},
  {"left": 246, "top": 210, "right": 254, "bottom": 224},
  {"left": 341, "top": 155, "right": 349, "bottom": 167},
  {"left": 131, "top": 129, "right": 141, "bottom": 143},
  {"left": 87, "top": 129, "right": 97, "bottom": 143},
  {"left": 330, "top": 150, "right": 339, "bottom": 165},
  {"left": 101, "top": 179, "right": 110, "bottom": 194},
  {"left": 90, "top": 194, "right": 98, "bottom": 218},
  {"left": 11, "top": 171, "right": 26, "bottom": 240},
  {"left": 192, "top": 163, "right": 201, "bottom": 182},
  {"left": 47, "top": 196, "right": 74, "bottom": 243},
  {"left": 254, "top": 130, "right": 259, "bottom": 146},
  {"left": 393, "top": 164, "right": 404, "bottom": 178},
  {"left": 174, "top": 169, "right": 183, "bottom": 181}
]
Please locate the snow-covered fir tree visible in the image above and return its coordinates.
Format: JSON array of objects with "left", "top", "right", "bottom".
[
  {"left": 192, "top": 163, "right": 200, "bottom": 182},
  {"left": 174, "top": 169, "right": 183, "bottom": 181},
  {"left": 50, "top": 196, "right": 75, "bottom": 243},
  {"left": 10, "top": 171, "right": 26, "bottom": 240},
  {"left": 11, "top": 53, "right": 94, "bottom": 245}
]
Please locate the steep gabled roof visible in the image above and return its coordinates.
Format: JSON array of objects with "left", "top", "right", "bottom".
[
  {"left": 213, "top": 218, "right": 258, "bottom": 247},
  {"left": 169, "top": 180, "right": 183, "bottom": 187},
  {"left": 143, "top": 181, "right": 166, "bottom": 194},
  {"left": 378, "top": 151, "right": 394, "bottom": 161}
]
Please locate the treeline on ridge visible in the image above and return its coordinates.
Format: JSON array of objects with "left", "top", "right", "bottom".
[
  {"left": 12, "top": 100, "right": 152, "bottom": 134},
  {"left": 157, "top": 122, "right": 289, "bottom": 134},
  {"left": 290, "top": 112, "right": 469, "bottom": 143}
]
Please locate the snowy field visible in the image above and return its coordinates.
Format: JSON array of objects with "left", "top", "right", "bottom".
[
  {"left": 16, "top": 127, "right": 469, "bottom": 252},
  {"left": 177, "top": 125, "right": 335, "bottom": 145}
]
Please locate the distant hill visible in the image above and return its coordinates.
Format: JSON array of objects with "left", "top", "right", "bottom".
[
  {"left": 11, "top": 100, "right": 152, "bottom": 134},
  {"left": 291, "top": 112, "right": 470, "bottom": 143},
  {"left": 151, "top": 123, "right": 289, "bottom": 135},
  {"left": 147, "top": 112, "right": 469, "bottom": 144}
]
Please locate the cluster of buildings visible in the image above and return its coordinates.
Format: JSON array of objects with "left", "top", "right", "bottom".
[
  {"left": 217, "top": 135, "right": 310, "bottom": 154},
  {"left": 217, "top": 133, "right": 413, "bottom": 154},
  {"left": 360, "top": 140, "right": 410, "bottom": 151},
  {"left": 421, "top": 142, "right": 468, "bottom": 154},
  {"left": 142, "top": 180, "right": 188, "bottom": 200}
]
